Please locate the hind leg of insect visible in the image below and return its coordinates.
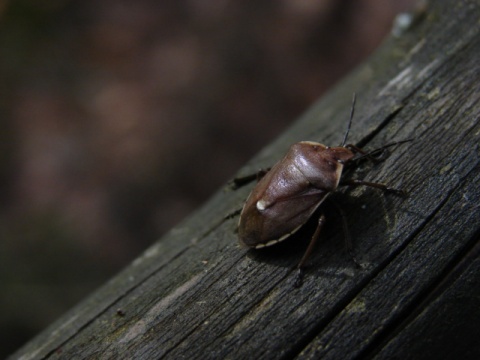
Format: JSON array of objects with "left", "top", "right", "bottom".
[
  {"left": 227, "top": 169, "right": 271, "bottom": 220},
  {"left": 294, "top": 214, "right": 326, "bottom": 287},
  {"left": 340, "top": 179, "right": 407, "bottom": 197},
  {"left": 224, "top": 168, "right": 272, "bottom": 221},
  {"left": 224, "top": 208, "right": 242, "bottom": 221},
  {"left": 229, "top": 168, "right": 271, "bottom": 189},
  {"left": 225, "top": 169, "right": 271, "bottom": 222}
]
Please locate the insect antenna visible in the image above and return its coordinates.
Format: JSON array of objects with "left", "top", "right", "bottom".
[{"left": 341, "top": 93, "right": 356, "bottom": 147}]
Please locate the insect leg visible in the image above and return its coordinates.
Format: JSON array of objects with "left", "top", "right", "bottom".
[
  {"left": 346, "top": 144, "right": 383, "bottom": 163},
  {"left": 347, "top": 138, "right": 413, "bottom": 163},
  {"left": 340, "top": 179, "right": 407, "bottom": 197},
  {"left": 294, "top": 214, "right": 326, "bottom": 287},
  {"left": 229, "top": 168, "right": 271, "bottom": 189},
  {"left": 224, "top": 208, "right": 242, "bottom": 220}
]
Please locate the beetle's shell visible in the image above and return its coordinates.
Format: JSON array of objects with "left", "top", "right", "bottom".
[{"left": 238, "top": 141, "right": 354, "bottom": 248}]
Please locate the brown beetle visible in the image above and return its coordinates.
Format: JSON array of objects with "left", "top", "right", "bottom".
[{"left": 236, "top": 96, "right": 410, "bottom": 283}]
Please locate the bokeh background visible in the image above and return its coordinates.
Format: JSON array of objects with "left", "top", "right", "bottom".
[{"left": 1, "top": 0, "right": 416, "bottom": 356}]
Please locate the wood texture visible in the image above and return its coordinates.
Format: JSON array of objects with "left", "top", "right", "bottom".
[{"left": 10, "top": 0, "right": 480, "bottom": 359}]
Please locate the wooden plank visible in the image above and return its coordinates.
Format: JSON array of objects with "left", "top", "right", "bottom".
[{"left": 10, "top": 0, "right": 480, "bottom": 359}]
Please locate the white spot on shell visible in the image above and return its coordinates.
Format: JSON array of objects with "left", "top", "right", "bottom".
[{"left": 256, "top": 199, "right": 267, "bottom": 211}]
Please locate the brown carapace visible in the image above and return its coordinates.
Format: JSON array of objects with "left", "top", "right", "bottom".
[{"left": 238, "top": 142, "right": 353, "bottom": 248}]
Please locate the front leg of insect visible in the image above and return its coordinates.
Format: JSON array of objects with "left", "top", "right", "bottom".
[
  {"left": 340, "top": 178, "right": 407, "bottom": 197},
  {"left": 236, "top": 95, "right": 411, "bottom": 286}
]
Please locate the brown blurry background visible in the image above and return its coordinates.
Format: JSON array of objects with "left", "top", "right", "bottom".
[{"left": 0, "top": 0, "right": 416, "bottom": 356}]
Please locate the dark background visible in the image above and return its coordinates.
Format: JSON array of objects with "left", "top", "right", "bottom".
[{"left": 0, "top": 0, "right": 415, "bottom": 357}]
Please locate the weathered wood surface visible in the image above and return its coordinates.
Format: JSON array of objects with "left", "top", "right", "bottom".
[{"left": 10, "top": 0, "right": 480, "bottom": 359}]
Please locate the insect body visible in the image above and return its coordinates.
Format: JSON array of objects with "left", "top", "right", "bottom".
[
  {"left": 238, "top": 142, "right": 353, "bottom": 248},
  {"left": 236, "top": 96, "right": 409, "bottom": 282}
]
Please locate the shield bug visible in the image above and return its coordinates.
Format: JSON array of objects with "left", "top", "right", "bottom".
[{"left": 235, "top": 95, "right": 410, "bottom": 285}]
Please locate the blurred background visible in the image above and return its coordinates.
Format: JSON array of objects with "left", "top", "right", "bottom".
[{"left": 0, "top": 0, "right": 416, "bottom": 356}]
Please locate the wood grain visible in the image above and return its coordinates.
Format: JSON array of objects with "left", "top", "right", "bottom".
[{"left": 10, "top": 0, "right": 480, "bottom": 359}]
